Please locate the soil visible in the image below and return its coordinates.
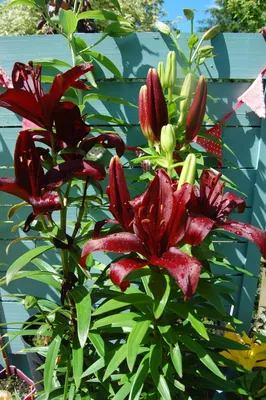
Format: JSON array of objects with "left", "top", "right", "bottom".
[{"left": 0, "top": 374, "right": 30, "bottom": 399}]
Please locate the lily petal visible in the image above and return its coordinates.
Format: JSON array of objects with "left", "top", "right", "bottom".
[
  {"left": 184, "top": 216, "right": 215, "bottom": 246},
  {"left": 109, "top": 257, "right": 148, "bottom": 291},
  {"left": 80, "top": 232, "right": 147, "bottom": 268},
  {"left": 0, "top": 89, "right": 44, "bottom": 127},
  {"left": 44, "top": 63, "right": 94, "bottom": 123},
  {"left": 150, "top": 247, "right": 201, "bottom": 300},
  {"left": 45, "top": 159, "right": 106, "bottom": 188},
  {"left": 0, "top": 177, "right": 30, "bottom": 203},
  {"left": 217, "top": 220, "right": 266, "bottom": 258},
  {"left": 54, "top": 101, "right": 91, "bottom": 146}
]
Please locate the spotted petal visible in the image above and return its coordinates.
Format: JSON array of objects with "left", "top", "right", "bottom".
[
  {"left": 80, "top": 232, "right": 147, "bottom": 268},
  {"left": 184, "top": 216, "right": 215, "bottom": 246},
  {"left": 217, "top": 220, "right": 266, "bottom": 258},
  {"left": 150, "top": 247, "right": 202, "bottom": 301},
  {"left": 109, "top": 257, "right": 148, "bottom": 291}
]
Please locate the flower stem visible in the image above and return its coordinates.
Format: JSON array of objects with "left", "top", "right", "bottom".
[
  {"left": 72, "top": 178, "right": 89, "bottom": 239},
  {"left": 63, "top": 355, "right": 70, "bottom": 400}
]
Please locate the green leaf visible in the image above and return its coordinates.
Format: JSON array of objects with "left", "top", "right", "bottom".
[
  {"left": 6, "top": 245, "right": 54, "bottom": 285},
  {"left": 72, "top": 334, "right": 83, "bottom": 389},
  {"left": 179, "top": 334, "right": 225, "bottom": 380},
  {"left": 44, "top": 335, "right": 62, "bottom": 397},
  {"left": 69, "top": 286, "right": 91, "bottom": 348},
  {"left": 7, "top": 201, "right": 28, "bottom": 219},
  {"left": 88, "top": 50, "right": 123, "bottom": 79},
  {"left": 170, "top": 342, "right": 182, "bottom": 378},
  {"left": 77, "top": 10, "right": 127, "bottom": 22},
  {"left": 5, "top": 0, "right": 39, "bottom": 8},
  {"left": 113, "top": 381, "right": 132, "bottom": 400},
  {"left": 92, "top": 312, "right": 140, "bottom": 329},
  {"left": 152, "top": 274, "right": 171, "bottom": 319},
  {"left": 81, "top": 357, "right": 105, "bottom": 378},
  {"left": 197, "top": 281, "right": 225, "bottom": 314},
  {"left": 32, "top": 58, "right": 72, "bottom": 68},
  {"left": 86, "top": 113, "right": 128, "bottom": 125},
  {"left": 93, "top": 293, "right": 153, "bottom": 316},
  {"left": 157, "top": 375, "right": 172, "bottom": 400},
  {"left": 127, "top": 319, "right": 151, "bottom": 371},
  {"left": 129, "top": 354, "right": 149, "bottom": 400},
  {"left": 83, "top": 93, "right": 137, "bottom": 107},
  {"left": 88, "top": 332, "right": 105, "bottom": 357},
  {"left": 103, "top": 343, "right": 127, "bottom": 380},
  {"left": 187, "top": 312, "right": 209, "bottom": 340},
  {"left": 59, "top": 9, "right": 77, "bottom": 36}
]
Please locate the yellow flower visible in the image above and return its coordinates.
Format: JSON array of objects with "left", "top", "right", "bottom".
[{"left": 220, "top": 325, "right": 266, "bottom": 371}]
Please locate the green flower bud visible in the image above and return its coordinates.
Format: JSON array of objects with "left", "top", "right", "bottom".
[
  {"left": 183, "top": 8, "right": 194, "bottom": 20},
  {"left": 154, "top": 20, "right": 171, "bottom": 35},
  {"left": 178, "top": 153, "right": 196, "bottom": 189},
  {"left": 104, "top": 22, "right": 135, "bottom": 37},
  {"left": 157, "top": 61, "right": 166, "bottom": 89},
  {"left": 202, "top": 25, "right": 220, "bottom": 41},
  {"left": 165, "top": 51, "right": 177, "bottom": 89},
  {"left": 161, "top": 124, "right": 176, "bottom": 155}
]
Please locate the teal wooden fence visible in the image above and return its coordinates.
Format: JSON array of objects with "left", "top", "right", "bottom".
[{"left": 0, "top": 32, "right": 266, "bottom": 373}]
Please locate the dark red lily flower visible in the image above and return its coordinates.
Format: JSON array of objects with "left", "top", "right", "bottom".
[
  {"left": 0, "top": 61, "right": 94, "bottom": 130},
  {"left": 184, "top": 169, "right": 266, "bottom": 257},
  {"left": 0, "top": 131, "right": 61, "bottom": 231},
  {"left": 80, "top": 156, "right": 201, "bottom": 300},
  {"left": 139, "top": 68, "right": 168, "bottom": 142}
]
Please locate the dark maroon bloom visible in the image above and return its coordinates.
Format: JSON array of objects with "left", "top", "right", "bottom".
[
  {"left": 0, "top": 62, "right": 94, "bottom": 130},
  {"left": 0, "top": 131, "right": 61, "bottom": 230},
  {"left": 54, "top": 101, "right": 91, "bottom": 147},
  {"left": 80, "top": 156, "right": 201, "bottom": 300},
  {"left": 139, "top": 68, "right": 168, "bottom": 142},
  {"left": 184, "top": 170, "right": 266, "bottom": 257}
]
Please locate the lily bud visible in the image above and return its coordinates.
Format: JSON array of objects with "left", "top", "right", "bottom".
[
  {"left": 154, "top": 20, "right": 171, "bottom": 35},
  {"left": 183, "top": 8, "right": 194, "bottom": 20},
  {"left": 178, "top": 73, "right": 197, "bottom": 130},
  {"left": 157, "top": 61, "right": 166, "bottom": 89},
  {"left": 165, "top": 51, "right": 177, "bottom": 89},
  {"left": 161, "top": 124, "right": 176, "bottom": 155},
  {"left": 178, "top": 153, "right": 196, "bottom": 189},
  {"left": 202, "top": 25, "right": 220, "bottom": 41},
  {"left": 139, "top": 68, "right": 168, "bottom": 142},
  {"left": 186, "top": 75, "right": 207, "bottom": 142},
  {"left": 139, "top": 85, "right": 153, "bottom": 141}
]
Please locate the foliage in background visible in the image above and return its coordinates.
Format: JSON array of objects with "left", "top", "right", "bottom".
[
  {"left": 0, "top": 0, "right": 41, "bottom": 36},
  {"left": 0, "top": 0, "right": 166, "bottom": 36},
  {"left": 198, "top": 0, "right": 266, "bottom": 33}
]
